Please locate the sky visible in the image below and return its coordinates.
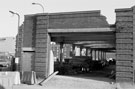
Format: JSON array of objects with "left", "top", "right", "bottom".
[{"left": 0, "top": 0, "right": 134, "bottom": 37}]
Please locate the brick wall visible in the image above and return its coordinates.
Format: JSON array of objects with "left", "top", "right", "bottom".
[
  {"left": 115, "top": 8, "right": 134, "bottom": 83},
  {"left": 49, "top": 10, "right": 109, "bottom": 29},
  {"left": 23, "top": 15, "right": 36, "bottom": 47},
  {"left": 133, "top": 6, "right": 135, "bottom": 84},
  {"left": 35, "top": 14, "right": 50, "bottom": 77},
  {"left": 22, "top": 11, "right": 111, "bottom": 78}
]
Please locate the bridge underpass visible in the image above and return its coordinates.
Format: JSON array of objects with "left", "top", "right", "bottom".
[
  {"left": 48, "top": 27, "right": 116, "bottom": 81},
  {"left": 21, "top": 6, "right": 135, "bottom": 85}
]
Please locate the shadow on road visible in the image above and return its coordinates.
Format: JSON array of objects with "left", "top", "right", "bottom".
[{"left": 65, "top": 71, "right": 115, "bottom": 83}]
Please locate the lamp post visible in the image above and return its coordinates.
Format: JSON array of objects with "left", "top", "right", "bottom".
[
  {"left": 32, "top": 3, "right": 44, "bottom": 13},
  {"left": 9, "top": 11, "right": 20, "bottom": 33},
  {"left": 9, "top": 11, "right": 20, "bottom": 71},
  {"left": 9, "top": 10, "right": 20, "bottom": 56}
]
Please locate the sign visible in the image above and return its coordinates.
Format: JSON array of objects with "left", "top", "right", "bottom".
[{"left": 15, "top": 57, "right": 19, "bottom": 64}]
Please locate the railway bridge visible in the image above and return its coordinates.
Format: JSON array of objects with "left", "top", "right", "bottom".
[{"left": 17, "top": 6, "right": 135, "bottom": 84}]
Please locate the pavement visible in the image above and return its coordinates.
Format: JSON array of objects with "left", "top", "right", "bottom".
[
  {"left": 1, "top": 75, "right": 135, "bottom": 89},
  {"left": 11, "top": 75, "right": 116, "bottom": 89},
  {"left": 116, "top": 83, "right": 135, "bottom": 89}
]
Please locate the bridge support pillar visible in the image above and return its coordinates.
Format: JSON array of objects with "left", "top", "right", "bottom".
[{"left": 115, "top": 7, "right": 135, "bottom": 84}]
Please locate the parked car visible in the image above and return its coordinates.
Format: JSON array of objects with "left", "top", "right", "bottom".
[
  {"left": 0, "top": 59, "right": 10, "bottom": 67},
  {"left": 0, "top": 55, "right": 11, "bottom": 67}
]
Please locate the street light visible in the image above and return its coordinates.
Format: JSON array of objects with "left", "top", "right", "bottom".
[
  {"left": 9, "top": 11, "right": 20, "bottom": 51},
  {"left": 9, "top": 11, "right": 20, "bottom": 35},
  {"left": 9, "top": 10, "right": 20, "bottom": 71},
  {"left": 32, "top": 3, "right": 44, "bottom": 13}
]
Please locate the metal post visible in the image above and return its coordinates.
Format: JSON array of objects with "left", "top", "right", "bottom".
[{"left": 9, "top": 11, "right": 20, "bottom": 71}]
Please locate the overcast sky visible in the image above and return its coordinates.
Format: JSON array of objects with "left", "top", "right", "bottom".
[{"left": 0, "top": 0, "right": 134, "bottom": 37}]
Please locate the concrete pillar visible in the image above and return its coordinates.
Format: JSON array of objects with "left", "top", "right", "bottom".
[
  {"left": 96, "top": 50, "right": 97, "bottom": 60},
  {"left": 102, "top": 51, "right": 104, "bottom": 60},
  {"left": 87, "top": 48, "right": 90, "bottom": 56},
  {"left": 92, "top": 50, "right": 94, "bottom": 60},
  {"left": 92, "top": 49, "right": 94, "bottom": 60},
  {"left": 90, "top": 49, "right": 92, "bottom": 58},
  {"left": 104, "top": 51, "right": 106, "bottom": 60},
  {"left": 60, "top": 42, "right": 64, "bottom": 65},
  {"left": 94, "top": 50, "right": 96, "bottom": 60},
  {"left": 99, "top": 51, "right": 101, "bottom": 60},
  {"left": 86, "top": 47, "right": 88, "bottom": 56},
  {"left": 99, "top": 50, "right": 101, "bottom": 60},
  {"left": 103, "top": 51, "right": 105, "bottom": 60},
  {"left": 47, "top": 35, "right": 54, "bottom": 75},
  {"left": 72, "top": 44, "right": 75, "bottom": 56},
  {"left": 80, "top": 46, "right": 82, "bottom": 56},
  {"left": 100, "top": 51, "right": 102, "bottom": 60},
  {"left": 98, "top": 50, "right": 100, "bottom": 60},
  {"left": 101, "top": 51, "right": 103, "bottom": 60}
]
